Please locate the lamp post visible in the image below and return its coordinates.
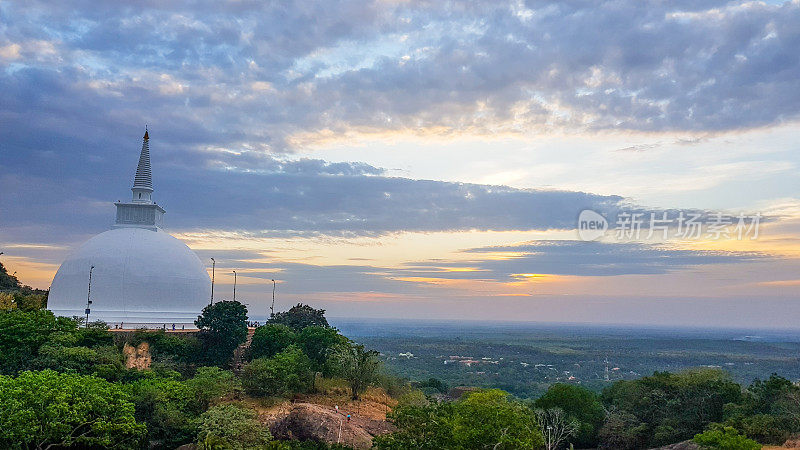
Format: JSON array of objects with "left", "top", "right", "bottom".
[
  {"left": 271, "top": 279, "right": 276, "bottom": 318},
  {"left": 85, "top": 265, "right": 95, "bottom": 327},
  {"left": 232, "top": 270, "right": 237, "bottom": 302},
  {"left": 210, "top": 258, "right": 215, "bottom": 304}
]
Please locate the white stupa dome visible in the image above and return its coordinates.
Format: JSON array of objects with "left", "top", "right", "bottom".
[
  {"left": 48, "top": 228, "right": 211, "bottom": 326},
  {"left": 48, "top": 130, "right": 211, "bottom": 327}
]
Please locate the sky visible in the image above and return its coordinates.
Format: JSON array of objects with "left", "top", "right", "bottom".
[{"left": 1, "top": 0, "right": 799, "bottom": 328}]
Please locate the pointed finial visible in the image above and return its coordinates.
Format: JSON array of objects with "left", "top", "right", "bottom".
[{"left": 143, "top": 125, "right": 149, "bottom": 140}]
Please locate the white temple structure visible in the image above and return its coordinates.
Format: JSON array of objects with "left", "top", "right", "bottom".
[{"left": 48, "top": 130, "right": 211, "bottom": 327}]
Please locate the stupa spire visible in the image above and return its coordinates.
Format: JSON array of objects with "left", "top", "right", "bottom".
[
  {"left": 116, "top": 128, "right": 165, "bottom": 230},
  {"left": 132, "top": 127, "right": 153, "bottom": 203}
]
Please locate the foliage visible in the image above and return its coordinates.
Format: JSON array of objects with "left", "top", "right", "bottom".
[
  {"left": 722, "top": 373, "right": 800, "bottom": 444},
  {"left": 242, "top": 345, "right": 314, "bottom": 397},
  {"left": 0, "top": 369, "right": 145, "bottom": 449},
  {"left": 600, "top": 368, "right": 742, "bottom": 447},
  {"left": 249, "top": 323, "right": 297, "bottom": 360},
  {"left": 0, "top": 291, "right": 47, "bottom": 312},
  {"left": 535, "top": 383, "right": 605, "bottom": 448},
  {"left": 0, "top": 261, "right": 20, "bottom": 290},
  {"left": 597, "top": 410, "right": 648, "bottom": 450},
  {"left": 0, "top": 309, "right": 77, "bottom": 374},
  {"left": 34, "top": 343, "right": 126, "bottom": 380},
  {"left": 374, "top": 389, "right": 544, "bottom": 449},
  {"left": 535, "top": 407, "right": 579, "bottom": 450},
  {"left": 693, "top": 424, "right": 761, "bottom": 450},
  {"left": 75, "top": 320, "right": 114, "bottom": 347},
  {"left": 186, "top": 366, "right": 242, "bottom": 409},
  {"left": 196, "top": 404, "right": 271, "bottom": 450},
  {"left": 264, "top": 441, "right": 354, "bottom": 449},
  {"left": 196, "top": 300, "right": 249, "bottom": 366},
  {"left": 125, "top": 375, "right": 200, "bottom": 449},
  {"left": 417, "top": 377, "right": 448, "bottom": 395},
  {"left": 125, "top": 328, "right": 203, "bottom": 373},
  {"left": 298, "top": 326, "right": 348, "bottom": 373},
  {"left": 268, "top": 303, "right": 330, "bottom": 331},
  {"left": 329, "top": 343, "right": 381, "bottom": 400},
  {"left": 396, "top": 389, "right": 429, "bottom": 408}
]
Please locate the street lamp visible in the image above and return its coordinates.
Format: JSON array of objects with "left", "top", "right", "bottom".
[
  {"left": 232, "top": 270, "right": 237, "bottom": 302},
  {"left": 210, "top": 258, "right": 215, "bottom": 304},
  {"left": 271, "top": 279, "right": 276, "bottom": 317},
  {"left": 85, "top": 265, "right": 95, "bottom": 327}
]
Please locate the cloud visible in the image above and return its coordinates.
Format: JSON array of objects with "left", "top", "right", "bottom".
[
  {"left": 0, "top": 160, "right": 624, "bottom": 243},
  {"left": 1, "top": 0, "right": 799, "bottom": 167},
  {"left": 453, "top": 240, "right": 768, "bottom": 277},
  {"left": 163, "top": 240, "right": 774, "bottom": 298}
]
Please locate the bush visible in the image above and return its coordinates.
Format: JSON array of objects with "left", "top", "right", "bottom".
[
  {"left": 196, "top": 404, "right": 271, "bottom": 450},
  {"left": 242, "top": 346, "right": 313, "bottom": 397},
  {"left": 693, "top": 425, "right": 761, "bottom": 450},
  {"left": 186, "top": 366, "right": 242, "bottom": 409}
]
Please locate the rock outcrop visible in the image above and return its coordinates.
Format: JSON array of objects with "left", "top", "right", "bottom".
[
  {"left": 265, "top": 402, "right": 394, "bottom": 449},
  {"left": 122, "top": 341, "right": 151, "bottom": 370}
]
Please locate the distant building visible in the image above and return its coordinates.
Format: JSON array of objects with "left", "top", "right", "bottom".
[{"left": 48, "top": 130, "right": 211, "bottom": 327}]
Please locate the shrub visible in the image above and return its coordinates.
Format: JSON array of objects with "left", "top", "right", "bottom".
[
  {"left": 196, "top": 404, "right": 271, "bottom": 450},
  {"left": 186, "top": 366, "right": 242, "bottom": 409},
  {"left": 242, "top": 346, "right": 313, "bottom": 397},
  {"left": 693, "top": 425, "right": 761, "bottom": 450}
]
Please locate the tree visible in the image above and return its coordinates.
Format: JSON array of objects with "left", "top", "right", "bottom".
[
  {"left": 268, "top": 303, "right": 330, "bottom": 331},
  {"left": 0, "top": 369, "right": 145, "bottom": 449},
  {"left": 195, "top": 300, "right": 249, "bottom": 366},
  {"left": 34, "top": 343, "right": 125, "bottom": 380},
  {"left": 75, "top": 321, "right": 114, "bottom": 347},
  {"left": 417, "top": 377, "right": 448, "bottom": 395},
  {"left": 0, "top": 309, "right": 77, "bottom": 374},
  {"left": 125, "top": 375, "right": 200, "bottom": 449},
  {"left": 597, "top": 410, "right": 648, "bottom": 450},
  {"left": 329, "top": 343, "right": 381, "bottom": 400},
  {"left": 535, "top": 408, "right": 579, "bottom": 450},
  {"left": 722, "top": 373, "right": 800, "bottom": 444},
  {"left": 297, "top": 326, "right": 348, "bottom": 372},
  {"left": 375, "top": 389, "right": 544, "bottom": 449},
  {"left": 0, "top": 261, "right": 20, "bottom": 290},
  {"left": 242, "top": 345, "right": 314, "bottom": 397},
  {"left": 600, "top": 369, "right": 741, "bottom": 447},
  {"left": 535, "top": 383, "right": 605, "bottom": 447},
  {"left": 249, "top": 324, "right": 297, "bottom": 360},
  {"left": 196, "top": 404, "right": 271, "bottom": 450},
  {"left": 693, "top": 424, "right": 760, "bottom": 450}
]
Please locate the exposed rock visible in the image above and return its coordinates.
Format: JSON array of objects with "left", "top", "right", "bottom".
[
  {"left": 122, "top": 341, "right": 151, "bottom": 370},
  {"left": 266, "top": 402, "right": 394, "bottom": 449}
]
